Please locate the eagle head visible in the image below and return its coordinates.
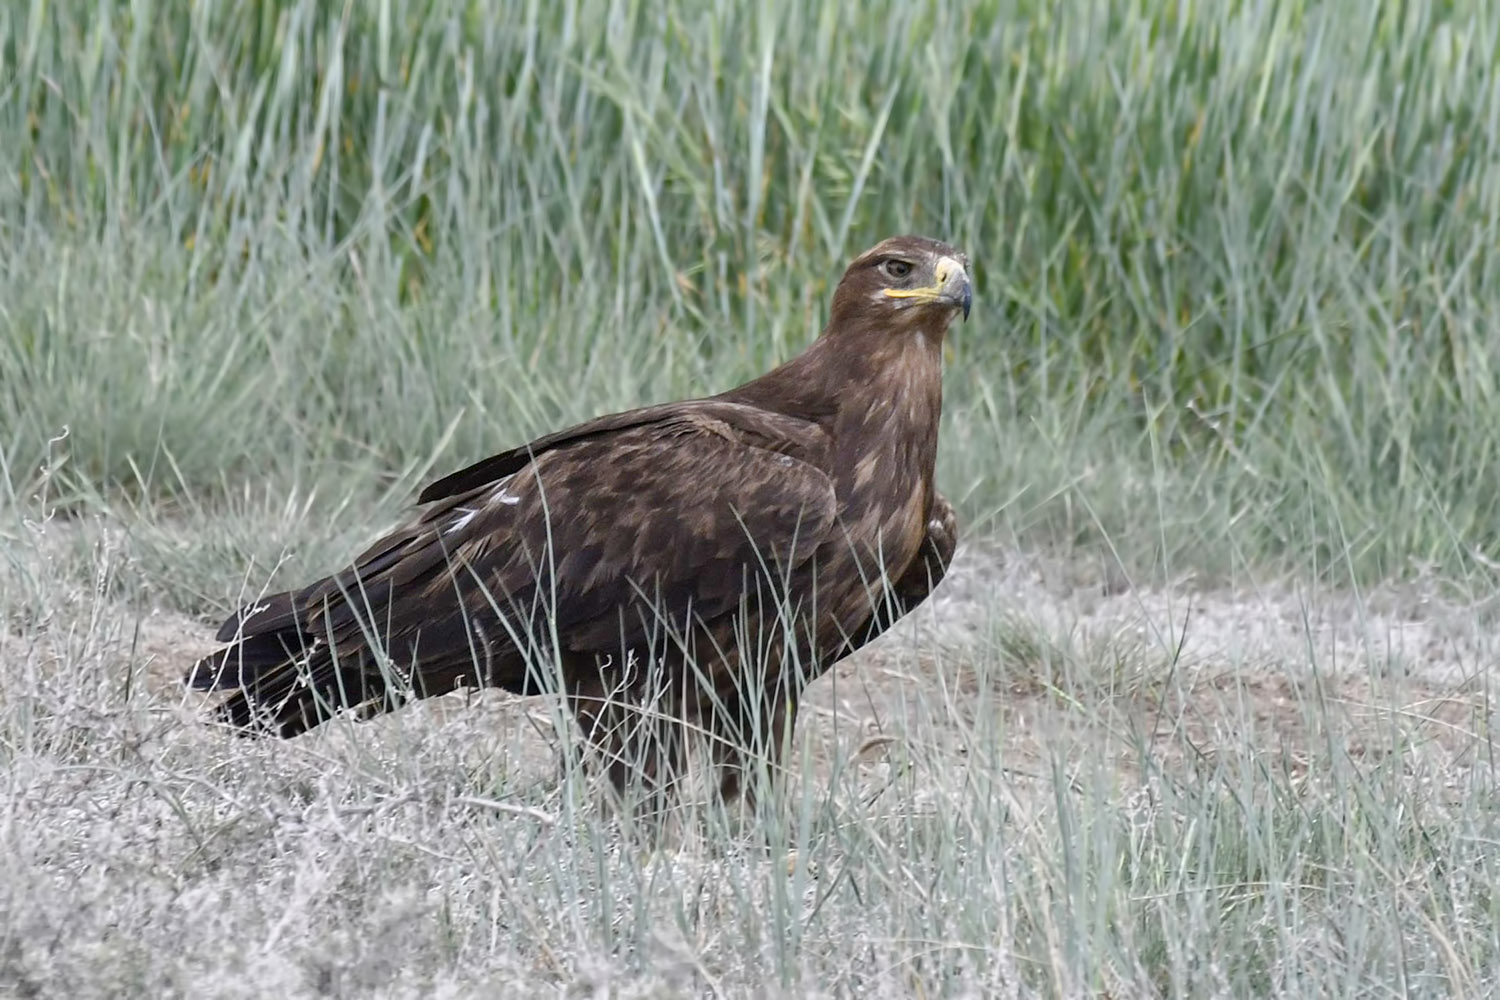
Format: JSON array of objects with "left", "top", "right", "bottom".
[{"left": 827, "top": 235, "right": 973, "bottom": 336}]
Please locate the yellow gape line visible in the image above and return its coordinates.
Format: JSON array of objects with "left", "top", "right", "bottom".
[{"left": 882, "top": 255, "right": 969, "bottom": 311}]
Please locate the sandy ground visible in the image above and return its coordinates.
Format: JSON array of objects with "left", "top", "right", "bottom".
[
  {"left": 6, "top": 533, "right": 1498, "bottom": 996},
  {"left": 103, "top": 539, "right": 1497, "bottom": 807}
]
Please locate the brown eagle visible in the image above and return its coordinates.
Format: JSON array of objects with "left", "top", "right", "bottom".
[{"left": 188, "top": 235, "right": 970, "bottom": 809}]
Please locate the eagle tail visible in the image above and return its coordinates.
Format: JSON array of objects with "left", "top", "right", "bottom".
[
  {"left": 193, "top": 639, "right": 396, "bottom": 739},
  {"left": 189, "top": 594, "right": 401, "bottom": 738},
  {"left": 185, "top": 630, "right": 310, "bottom": 692},
  {"left": 188, "top": 585, "right": 550, "bottom": 739}
]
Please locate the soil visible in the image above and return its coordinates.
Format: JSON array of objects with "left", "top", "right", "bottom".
[{"left": 109, "top": 540, "right": 1498, "bottom": 808}]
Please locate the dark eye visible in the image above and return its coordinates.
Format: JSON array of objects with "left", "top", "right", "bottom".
[{"left": 882, "top": 258, "right": 912, "bottom": 279}]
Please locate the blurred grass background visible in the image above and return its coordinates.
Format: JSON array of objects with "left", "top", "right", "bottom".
[{"left": 2, "top": 0, "right": 1497, "bottom": 603}]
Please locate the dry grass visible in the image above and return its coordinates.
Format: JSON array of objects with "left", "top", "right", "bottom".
[{"left": 4, "top": 518, "right": 1497, "bottom": 997}]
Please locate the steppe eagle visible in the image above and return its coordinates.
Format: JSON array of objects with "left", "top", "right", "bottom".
[{"left": 188, "top": 234, "right": 972, "bottom": 811}]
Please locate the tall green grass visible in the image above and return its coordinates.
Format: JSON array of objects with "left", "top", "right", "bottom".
[{"left": 2, "top": 0, "right": 1498, "bottom": 596}]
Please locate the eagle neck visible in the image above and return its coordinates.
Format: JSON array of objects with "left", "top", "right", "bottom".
[
  {"left": 720, "top": 329, "right": 946, "bottom": 488},
  {"left": 839, "top": 329, "right": 942, "bottom": 464}
]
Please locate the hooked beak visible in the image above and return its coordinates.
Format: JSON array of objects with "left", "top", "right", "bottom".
[
  {"left": 935, "top": 255, "right": 973, "bottom": 322},
  {"left": 883, "top": 254, "right": 973, "bottom": 321}
]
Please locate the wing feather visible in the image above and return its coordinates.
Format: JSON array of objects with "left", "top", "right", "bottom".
[{"left": 193, "top": 405, "right": 840, "bottom": 730}]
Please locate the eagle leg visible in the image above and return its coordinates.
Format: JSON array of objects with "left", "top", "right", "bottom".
[
  {"left": 564, "top": 665, "right": 691, "bottom": 829},
  {"left": 708, "top": 687, "right": 799, "bottom": 811}
]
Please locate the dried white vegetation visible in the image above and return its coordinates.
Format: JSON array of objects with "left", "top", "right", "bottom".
[{"left": 3, "top": 519, "right": 1497, "bottom": 997}]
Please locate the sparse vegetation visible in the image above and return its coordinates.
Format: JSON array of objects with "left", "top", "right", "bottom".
[{"left": 3, "top": 0, "right": 1499, "bottom": 996}]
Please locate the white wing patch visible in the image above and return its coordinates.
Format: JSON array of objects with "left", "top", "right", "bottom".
[
  {"left": 446, "top": 507, "right": 479, "bottom": 536},
  {"left": 443, "top": 476, "right": 525, "bottom": 535}
]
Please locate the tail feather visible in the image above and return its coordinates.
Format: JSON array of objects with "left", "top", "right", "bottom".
[
  {"left": 186, "top": 630, "right": 314, "bottom": 691},
  {"left": 190, "top": 589, "right": 551, "bottom": 738},
  {"left": 191, "top": 621, "right": 484, "bottom": 739},
  {"left": 194, "top": 583, "right": 404, "bottom": 735},
  {"left": 207, "top": 643, "right": 397, "bottom": 739}
]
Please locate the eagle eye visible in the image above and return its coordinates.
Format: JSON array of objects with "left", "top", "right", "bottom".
[{"left": 881, "top": 258, "right": 913, "bottom": 279}]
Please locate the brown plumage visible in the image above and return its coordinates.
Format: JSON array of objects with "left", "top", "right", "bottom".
[{"left": 188, "top": 234, "right": 971, "bottom": 811}]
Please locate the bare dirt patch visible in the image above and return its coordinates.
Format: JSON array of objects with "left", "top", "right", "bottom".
[
  {"left": 7, "top": 538, "right": 1499, "bottom": 996},
  {"left": 64, "top": 540, "right": 1496, "bottom": 810},
  {"left": 793, "top": 542, "right": 1499, "bottom": 799}
]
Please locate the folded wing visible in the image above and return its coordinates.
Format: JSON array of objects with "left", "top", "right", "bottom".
[{"left": 188, "top": 403, "right": 840, "bottom": 736}]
